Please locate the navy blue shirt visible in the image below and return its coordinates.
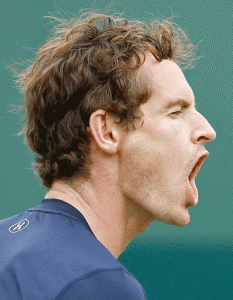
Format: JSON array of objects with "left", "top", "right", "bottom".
[{"left": 0, "top": 198, "right": 147, "bottom": 299}]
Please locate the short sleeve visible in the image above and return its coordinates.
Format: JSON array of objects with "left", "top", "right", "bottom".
[{"left": 55, "top": 269, "right": 147, "bottom": 300}]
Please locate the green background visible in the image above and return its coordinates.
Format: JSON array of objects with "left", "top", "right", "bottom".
[{"left": 1, "top": 0, "right": 232, "bottom": 299}]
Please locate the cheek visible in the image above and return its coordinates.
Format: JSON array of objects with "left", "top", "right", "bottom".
[
  {"left": 118, "top": 118, "right": 190, "bottom": 197},
  {"left": 152, "top": 119, "right": 191, "bottom": 168},
  {"left": 118, "top": 135, "right": 164, "bottom": 199}
]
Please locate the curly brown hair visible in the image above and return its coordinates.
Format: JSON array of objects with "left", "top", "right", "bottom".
[{"left": 17, "top": 11, "right": 196, "bottom": 189}]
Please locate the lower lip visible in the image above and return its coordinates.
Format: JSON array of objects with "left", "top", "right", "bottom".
[{"left": 187, "top": 178, "right": 199, "bottom": 206}]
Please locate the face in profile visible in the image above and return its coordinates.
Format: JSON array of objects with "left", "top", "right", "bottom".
[{"left": 118, "top": 52, "right": 216, "bottom": 227}]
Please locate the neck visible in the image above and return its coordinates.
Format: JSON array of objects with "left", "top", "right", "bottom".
[{"left": 45, "top": 178, "right": 153, "bottom": 259}]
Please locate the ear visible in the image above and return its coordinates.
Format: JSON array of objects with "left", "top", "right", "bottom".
[{"left": 89, "top": 110, "right": 121, "bottom": 155}]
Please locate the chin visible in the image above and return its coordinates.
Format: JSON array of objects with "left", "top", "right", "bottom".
[
  {"left": 173, "top": 215, "right": 191, "bottom": 227},
  {"left": 164, "top": 211, "right": 191, "bottom": 227},
  {"left": 174, "top": 219, "right": 190, "bottom": 227}
]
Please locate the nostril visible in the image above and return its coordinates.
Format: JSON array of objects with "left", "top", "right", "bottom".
[{"left": 197, "top": 136, "right": 210, "bottom": 143}]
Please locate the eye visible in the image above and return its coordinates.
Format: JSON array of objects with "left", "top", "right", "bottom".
[
  {"left": 171, "top": 110, "right": 182, "bottom": 115},
  {"left": 169, "top": 109, "right": 184, "bottom": 119}
]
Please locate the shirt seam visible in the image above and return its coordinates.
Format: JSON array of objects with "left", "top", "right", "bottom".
[
  {"left": 55, "top": 267, "right": 143, "bottom": 299},
  {"left": 27, "top": 208, "right": 87, "bottom": 227}
]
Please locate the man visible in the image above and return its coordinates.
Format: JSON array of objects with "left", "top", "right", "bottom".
[{"left": 0, "top": 12, "right": 216, "bottom": 299}]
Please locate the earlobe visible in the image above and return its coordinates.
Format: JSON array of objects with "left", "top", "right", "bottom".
[{"left": 89, "top": 110, "right": 120, "bottom": 155}]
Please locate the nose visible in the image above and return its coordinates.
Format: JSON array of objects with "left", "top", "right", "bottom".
[{"left": 191, "top": 111, "right": 217, "bottom": 145}]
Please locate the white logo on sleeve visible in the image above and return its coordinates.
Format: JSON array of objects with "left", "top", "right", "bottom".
[{"left": 9, "top": 219, "right": 30, "bottom": 233}]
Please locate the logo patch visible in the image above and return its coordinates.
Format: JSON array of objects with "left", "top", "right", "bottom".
[{"left": 9, "top": 219, "right": 30, "bottom": 233}]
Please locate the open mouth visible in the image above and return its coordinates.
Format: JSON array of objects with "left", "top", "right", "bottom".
[
  {"left": 188, "top": 152, "right": 209, "bottom": 202},
  {"left": 189, "top": 153, "right": 209, "bottom": 182}
]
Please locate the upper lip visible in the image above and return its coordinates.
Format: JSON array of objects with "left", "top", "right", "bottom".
[{"left": 188, "top": 151, "right": 209, "bottom": 181}]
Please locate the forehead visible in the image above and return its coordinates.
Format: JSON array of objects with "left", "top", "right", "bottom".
[{"left": 141, "top": 52, "right": 195, "bottom": 107}]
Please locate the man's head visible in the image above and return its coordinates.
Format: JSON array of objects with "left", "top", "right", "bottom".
[
  {"left": 18, "top": 12, "right": 197, "bottom": 189},
  {"left": 18, "top": 12, "right": 216, "bottom": 227}
]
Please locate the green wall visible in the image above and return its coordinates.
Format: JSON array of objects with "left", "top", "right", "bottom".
[{"left": 1, "top": 1, "right": 232, "bottom": 298}]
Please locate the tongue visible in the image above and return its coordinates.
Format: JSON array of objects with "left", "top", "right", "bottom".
[{"left": 189, "top": 178, "right": 198, "bottom": 201}]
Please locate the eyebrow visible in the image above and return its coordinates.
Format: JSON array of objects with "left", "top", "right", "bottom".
[{"left": 164, "top": 98, "right": 196, "bottom": 110}]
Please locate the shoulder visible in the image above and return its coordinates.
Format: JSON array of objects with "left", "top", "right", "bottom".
[{"left": 0, "top": 207, "right": 132, "bottom": 299}]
